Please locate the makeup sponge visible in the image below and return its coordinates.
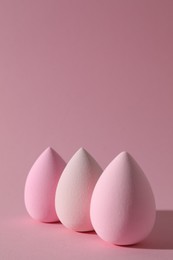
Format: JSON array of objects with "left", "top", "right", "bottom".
[
  {"left": 90, "top": 151, "right": 156, "bottom": 245},
  {"left": 24, "top": 147, "right": 66, "bottom": 222},
  {"left": 55, "top": 148, "right": 102, "bottom": 232}
]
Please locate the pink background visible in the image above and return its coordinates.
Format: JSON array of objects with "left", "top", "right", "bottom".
[{"left": 0, "top": 0, "right": 173, "bottom": 259}]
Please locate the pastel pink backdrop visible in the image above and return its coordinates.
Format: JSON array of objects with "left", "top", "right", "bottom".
[{"left": 0, "top": 0, "right": 173, "bottom": 259}]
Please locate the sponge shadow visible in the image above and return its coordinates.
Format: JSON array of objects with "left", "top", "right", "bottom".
[{"left": 132, "top": 210, "right": 173, "bottom": 250}]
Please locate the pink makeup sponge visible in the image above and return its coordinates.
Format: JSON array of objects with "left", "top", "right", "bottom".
[
  {"left": 90, "top": 151, "right": 156, "bottom": 245},
  {"left": 55, "top": 148, "right": 102, "bottom": 232},
  {"left": 24, "top": 147, "right": 66, "bottom": 222}
]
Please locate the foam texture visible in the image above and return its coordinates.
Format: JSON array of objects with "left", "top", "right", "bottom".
[
  {"left": 90, "top": 151, "right": 156, "bottom": 245},
  {"left": 24, "top": 147, "right": 66, "bottom": 222},
  {"left": 55, "top": 148, "right": 102, "bottom": 232}
]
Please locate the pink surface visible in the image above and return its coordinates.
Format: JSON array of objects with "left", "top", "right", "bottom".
[
  {"left": 0, "top": 0, "right": 173, "bottom": 259},
  {"left": 90, "top": 152, "right": 156, "bottom": 245}
]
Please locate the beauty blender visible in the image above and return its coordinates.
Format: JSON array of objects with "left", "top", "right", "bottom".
[
  {"left": 24, "top": 147, "right": 66, "bottom": 222},
  {"left": 90, "top": 151, "right": 156, "bottom": 245},
  {"left": 55, "top": 148, "right": 102, "bottom": 232}
]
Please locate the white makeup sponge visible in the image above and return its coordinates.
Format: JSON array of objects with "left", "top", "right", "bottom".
[
  {"left": 90, "top": 151, "right": 156, "bottom": 245},
  {"left": 55, "top": 148, "right": 102, "bottom": 232},
  {"left": 24, "top": 147, "right": 66, "bottom": 222}
]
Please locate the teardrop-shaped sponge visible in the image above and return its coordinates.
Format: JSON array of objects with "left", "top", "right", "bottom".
[
  {"left": 24, "top": 147, "right": 66, "bottom": 222},
  {"left": 55, "top": 148, "right": 102, "bottom": 232},
  {"left": 90, "top": 151, "right": 156, "bottom": 245}
]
